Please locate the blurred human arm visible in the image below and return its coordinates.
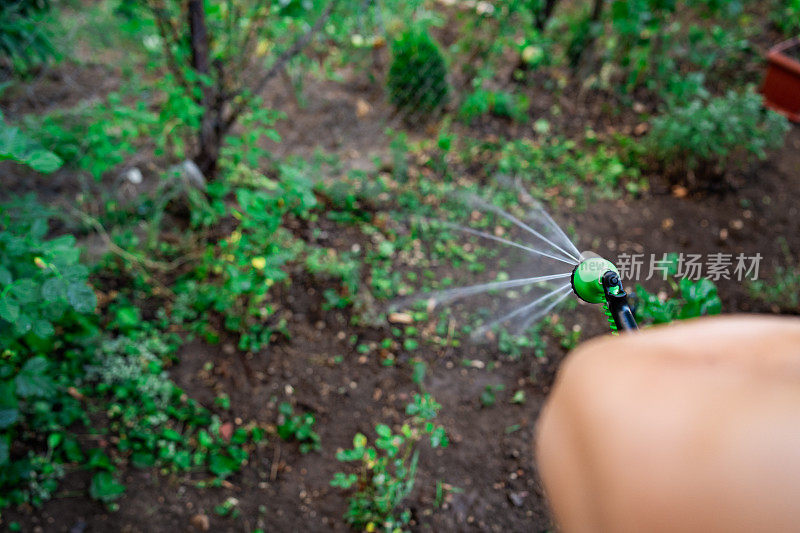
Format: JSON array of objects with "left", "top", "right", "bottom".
[{"left": 536, "top": 316, "right": 800, "bottom": 533}]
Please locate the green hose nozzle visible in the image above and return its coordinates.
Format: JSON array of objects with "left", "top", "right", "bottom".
[
  {"left": 571, "top": 256, "right": 638, "bottom": 333},
  {"left": 570, "top": 257, "right": 619, "bottom": 304}
]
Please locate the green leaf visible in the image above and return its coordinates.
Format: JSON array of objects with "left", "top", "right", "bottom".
[
  {"left": 0, "top": 402, "right": 18, "bottom": 429},
  {"left": 430, "top": 426, "right": 449, "bottom": 448},
  {"left": 330, "top": 472, "right": 357, "bottom": 488},
  {"left": 161, "top": 428, "right": 182, "bottom": 441},
  {"left": 61, "top": 264, "right": 89, "bottom": 283},
  {"left": 63, "top": 437, "right": 84, "bottom": 463},
  {"left": 114, "top": 306, "right": 140, "bottom": 329},
  {"left": 0, "top": 381, "right": 18, "bottom": 430},
  {"left": 131, "top": 452, "right": 155, "bottom": 468},
  {"left": 335, "top": 448, "right": 364, "bottom": 461},
  {"left": 66, "top": 283, "right": 96, "bottom": 313},
  {"left": 197, "top": 429, "right": 213, "bottom": 448},
  {"left": 9, "top": 279, "right": 37, "bottom": 304},
  {"left": 41, "top": 277, "right": 67, "bottom": 302},
  {"left": 0, "top": 434, "right": 8, "bottom": 466},
  {"left": 87, "top": 449, "right": 114, "bottom": 471},
  {"left": 25, "top": 149, "right": 63, "bottom": 174},
  {"left": 32, "top": 319, "right": 55, "bottom": 339},
  {"left": 208, "top": 452, "right": 240, "bottom": 478},
  {"left": 0, "top": 266, "right": 11, "bottom": 286},
  {"left": 89, "top": 472, "right": 125, "bottom": 502},
  {"left": 15, "top": 356, "right": 54, "bottom": 398},
  {"left": 13, "top": 313, "right": 32, "bottom": 336},
  {"left": 0, "top": 296, "right": 19, "bottom": 323}
]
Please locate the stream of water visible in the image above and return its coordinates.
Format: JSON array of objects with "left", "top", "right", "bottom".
[{"left": 395, "top": 192, "right": 585, "bottom": 340}]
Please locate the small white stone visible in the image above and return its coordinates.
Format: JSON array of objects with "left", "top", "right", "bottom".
[{"left": 125, "top": 167, "right": 143, "bottom": 184}]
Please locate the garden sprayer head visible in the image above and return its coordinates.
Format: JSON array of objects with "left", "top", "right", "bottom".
[{"left": 571, "top": 256, "right": 638, "bottom": 333}]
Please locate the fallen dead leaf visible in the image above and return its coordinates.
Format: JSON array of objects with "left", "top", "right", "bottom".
[
  {"left": 671, "top": 185, "right": 688, "bottom": 198},
  {"left": 388, "top": 312, "right": 413, "bottom": 324},
  {"left": 355, "top": 98, "right": 371, "bottom": 118},
  {"left": 190, "top": 514, "right": 210, "bottom": 532}
]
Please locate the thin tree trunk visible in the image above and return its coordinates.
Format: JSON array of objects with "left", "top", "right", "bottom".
[
  {"left": 591, "top": 0, "right": 604, "bottom": 22},
  {"left": 188, "top": 0, "right": 219, "bottom": 178},
  {"left": 535, "top": 0, "right": 560, "bottom": 30}
]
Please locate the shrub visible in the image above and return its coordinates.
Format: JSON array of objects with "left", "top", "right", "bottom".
[
  {"left": 0, "top": 197, "right": 99, "bottom": 507},
  {"left": 387, "top": 28, "right": 450, "bottom": 118},
  {"left": 645, "top": 88, "right": 790, "bottom": 185}
]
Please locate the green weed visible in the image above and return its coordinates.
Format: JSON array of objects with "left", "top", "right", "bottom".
[
  {"left": 277, "top": 403, "right": 321, "bottom": 454},
  {"left": 331, "top": 394, "right": 448, "bottom": 531}
]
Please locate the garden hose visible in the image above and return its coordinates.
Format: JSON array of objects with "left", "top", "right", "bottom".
[{"left": 570, "top": 256, "right": 638, "bottom": 333}]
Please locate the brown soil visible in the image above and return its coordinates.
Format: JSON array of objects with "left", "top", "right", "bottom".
[{"left": 4, "top": 28, "right": 800, "bottom": 533}]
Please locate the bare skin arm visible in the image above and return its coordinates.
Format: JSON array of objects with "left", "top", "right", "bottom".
[{"left": 536, "top": 316, "right": 800, "bottom": 533}]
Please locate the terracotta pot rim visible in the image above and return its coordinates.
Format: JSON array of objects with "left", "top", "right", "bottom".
[{"left": 767, "top": 37, "right": 800, "bottom": 75}]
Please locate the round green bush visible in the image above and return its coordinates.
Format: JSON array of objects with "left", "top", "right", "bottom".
[{"left": 387, "top": 28, "right": 450, "bottom": 117}]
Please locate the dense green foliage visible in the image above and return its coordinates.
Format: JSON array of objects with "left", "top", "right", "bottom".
[
  {"left": 0, "top": 199, "right": 98, "bottom": 507},
  {"left": 25, "top": 95, "right": 154, "bottom": 180},
  {"left": 0, "top": 0, "right": 56, "bottom": 72},
  {"left": 646, "top": 88, "right": 790, "bottom": 182},
  {"left": 0, "top": 200, "right": 263, "bottom": 508},
  {"left": 387, "top": 28, "right": 450, "bottom": 117}
]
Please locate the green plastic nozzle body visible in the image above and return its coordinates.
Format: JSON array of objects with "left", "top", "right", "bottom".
[{"left": 571, "top": 257, "right": 619, "bottom": 303}]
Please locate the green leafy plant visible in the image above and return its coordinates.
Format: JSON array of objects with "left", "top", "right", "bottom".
[
  {"left": 492, "top": 130, "right": 638, "bottom": 205},
  {"left": 459, "top": 88, "right": 529, "bottom": 123},
  {"left": 0, "top": 198, "right": 98, "bottom": 508},
  {"left": 25, "top": 94, "right": 156, "bottom": 180},
  {"left": 0, "top": 197, "right": 97, "bottom": 354},
  {"left": 331, "top": 393, "right": 448, "bottom": 531},
  {"left": 480, "top": 384, "right": 505, "bottom": 407},
  {"left": 635, "top": 277, "right": 722, "bottom": 325},
  {"left": 174, "top": 176, "right": 312, "bottom": 350},
  {"left": 645, "top": 88, "right": 790, "bottom": 185},
  {"left": 749, "top": 242, "right": 799, "bottom": 313},
  {"left": 387, "top": 27, "right": 450, "bottom": 118},
  {"left": 772, "top": 0, "right": 800, "bottom": 36},
  {"left": 749, "top": 265, "right": 800, "bottom": 313},
  {"left": 0, "top": 0, "right": 57, "bottom": 72},
  {"left": 0, "top": 112, "right": 62, "bottom": 173},
  {"left": 305, "top": 247, "right": 361, "bottom": 310},
  {"left": 277, "top": 402, "right": 321, "bottom": 454}
]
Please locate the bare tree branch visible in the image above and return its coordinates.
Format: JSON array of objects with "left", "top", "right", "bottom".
[{"left": 222, "top": 0, "right": 340, "bottom": 133}]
